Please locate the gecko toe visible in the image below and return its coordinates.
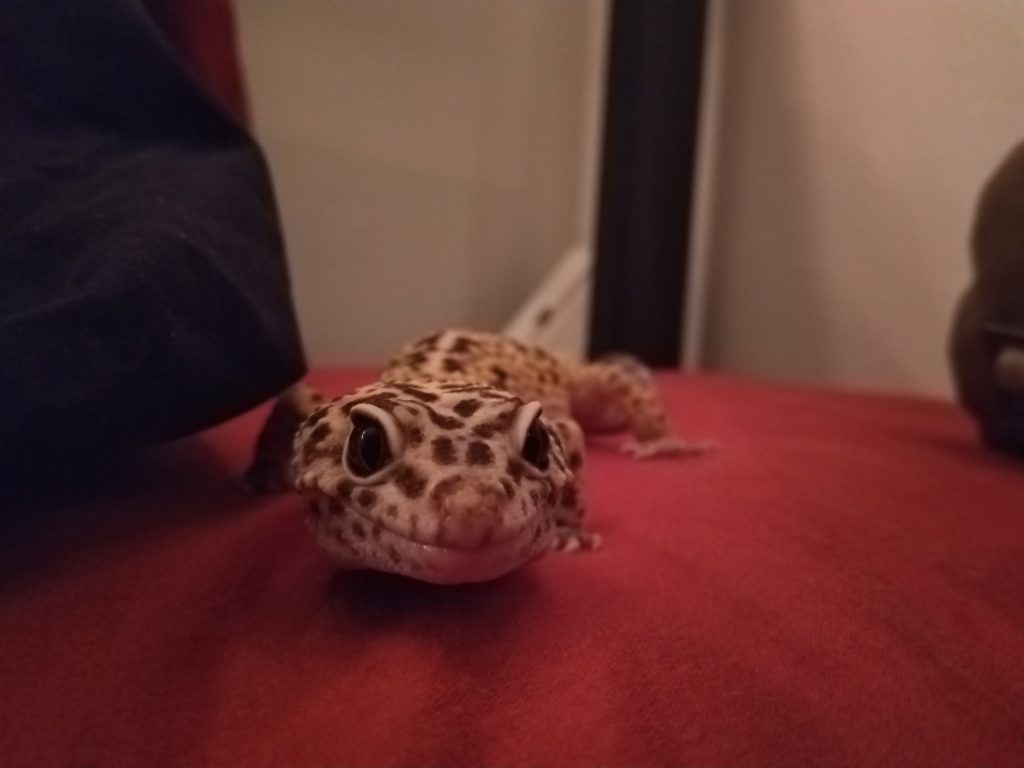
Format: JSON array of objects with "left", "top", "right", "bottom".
[
  {"left": 622, "top": 437, "right": 718, "bottom": 459},
  {"left": 553, "top": 528, "right": 601, "bottom": 553}
]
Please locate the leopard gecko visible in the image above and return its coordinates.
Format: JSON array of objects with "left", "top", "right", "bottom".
[{"left": 245, "top": 329, "right": 713, "bottom": 584}]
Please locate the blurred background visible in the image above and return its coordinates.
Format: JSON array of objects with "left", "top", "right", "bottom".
[{"left": 234, "top": 0, "right": 1024, "bottom": 397}]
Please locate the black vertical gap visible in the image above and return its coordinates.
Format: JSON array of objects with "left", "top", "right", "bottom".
[{"left": 588, "top": 0, "right": 707, "bottom": 366}]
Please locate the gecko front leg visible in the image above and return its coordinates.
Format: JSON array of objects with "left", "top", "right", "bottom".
[
  {"left": 620, "top": 436, "right": 719, "bottom": 459},
  {"left": 549, "top": 416, "right": 601, "bottom": 552},
  {"left": 552, "top": 484, "right": 602, "bottom": 552}
]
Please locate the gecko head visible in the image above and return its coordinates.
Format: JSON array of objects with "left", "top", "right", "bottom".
[{"left": 292, "top": 379, "right": 572, "bottom": 584}]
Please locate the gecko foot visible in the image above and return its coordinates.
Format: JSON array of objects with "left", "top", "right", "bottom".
[
  {"left": 553, "top": 527, "right": 602, "bottom": 553},
  {"left": 621, "top": 437, "right": 719, "bottom": 460}
]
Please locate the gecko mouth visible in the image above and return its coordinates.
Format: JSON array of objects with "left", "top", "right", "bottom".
[
  {"left": 402, "top": 525, "right": 551, "bottom": 584},
  {"left": 310, "top": 507, "right": 552, "bottom": 585}
]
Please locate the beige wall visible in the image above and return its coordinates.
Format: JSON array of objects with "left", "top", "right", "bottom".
[
  {"left": 236, "top": 1, "right": 597, "bottom": 365},
  {"left": 700, "top": 0, "right": 1024, "bottom": 396}
]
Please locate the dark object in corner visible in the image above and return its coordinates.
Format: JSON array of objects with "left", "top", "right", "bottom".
[
  {"left": 950, "top": 141, "right": 1024, "bottom": 458},
  {"left": 0, "top": 0, "right": 306, "bottom": 491},
  {"left": 588, "top": 0, "right": 707, "bottom": 366}
]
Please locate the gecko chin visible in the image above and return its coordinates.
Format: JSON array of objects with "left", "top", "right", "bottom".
[{"left": 308, "top": 507, "right": 554, "bottom": 585}]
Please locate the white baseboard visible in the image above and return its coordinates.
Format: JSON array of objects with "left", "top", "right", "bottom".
[{"left": 502, "top": 246, "right": 591, "bottom": 362}]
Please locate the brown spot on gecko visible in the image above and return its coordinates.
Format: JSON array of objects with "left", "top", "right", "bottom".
[
  {"left": 305, "top": 407, "right": 329, "bottom": 427},
  {"left": 432, "top": 436, "right": 457, "bottom": 465},
  {"left": 414, "top": 332, "right": 442, "bottom": 349},
  {"left": 448, "top": 336, "right": 478, "bottom": 354},
  {"left": 423, "top": 407, "right": 461, "bottom": 430},
  {"left": 309, "top": 422, "right": 330, "bottom": 442},
  {"left": 335, "top": 479, "right": 354, "bottom": 499},
  {"left": 397, "top": 404, "right": 421, "bottom": 419},
  {"left": 453, "top": 398, "right": 483, "bottom": 418},
  {"left": 473, "top": 408, "right": 516, "bottom": 438},
  {"left": 466, "top": 440, "right": 494, "bottom": 466},
  {"left": 394, "top": 465, "right": 427, "bottom": 499},
  {"left": 407, "top": 426, "right": 424, "bottom": 446},
  {"left": 438, "top": 383, "right": 479, "bottom": 392},
  {"left": 370, "top": 394, "right": 404, "bottom": 411},
  {"left": 385, "top": 505, "right": 399, "bottom": 519},
  {"left": 352, "top": 521, "right": 366, "bottom": 539},
  {"left": 491, "top": 366, "right": 509, "bottom": 385},
  {"left": 391, "top": 383, "right": 439, "bottom": 402},
  {"left": 443, "top": 358, "right": 465, "bottom": 373},
  {"left": 356, "top": 489, "right": 377, "bottom": 507},
  {"left": 371, "top": 523, "right": 383, "bottom": 540}
]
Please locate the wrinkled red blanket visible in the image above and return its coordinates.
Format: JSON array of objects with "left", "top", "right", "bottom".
[{"left": 2, "top": 372, "right": 1021, "bottom": 768}]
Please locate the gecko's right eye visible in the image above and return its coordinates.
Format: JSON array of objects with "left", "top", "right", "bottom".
[
  {"left": 521, "top": 416, "right": 550, "bottom": 470},
  {"left": 347, "top": 415, "right": 392, "bottom": 476}
]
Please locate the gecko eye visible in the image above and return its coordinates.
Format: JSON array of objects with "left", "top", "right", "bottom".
[
  {"left": 521, "top": 417, "right": 550, "bottom": 470},
  {"left": 347, "top": 415, "right": 392, "bottom": 476}
]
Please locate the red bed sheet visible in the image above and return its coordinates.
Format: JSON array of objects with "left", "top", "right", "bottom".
[{"left": 2, "top": 371, "right": 1021, "bottom": 767}]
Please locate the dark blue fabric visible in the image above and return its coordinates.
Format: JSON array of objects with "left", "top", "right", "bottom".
[{"left": 0, "top": 0, "right": 305, "bottom": 486}]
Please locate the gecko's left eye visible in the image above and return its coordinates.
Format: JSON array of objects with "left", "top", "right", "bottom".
[
  {"left": 521, "top": 417, "right": 550, "bottom": 470},
  {"left": 347, "top": 415, "right": 392, "bottom": 476}
]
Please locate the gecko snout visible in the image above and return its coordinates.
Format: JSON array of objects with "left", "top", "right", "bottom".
[{"left": 436, "top": 483, "right": 506, "bottom": 549}]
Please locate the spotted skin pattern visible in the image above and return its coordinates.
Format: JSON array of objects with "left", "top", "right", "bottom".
[
  {"left": 246, "top": 329, "right": 710, "bottom": 583},
  {"left": 385, "top": 330, "right": 712, "bottom": 457}
]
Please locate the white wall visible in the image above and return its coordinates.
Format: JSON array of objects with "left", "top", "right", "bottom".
[
  {"left": 699, "top": 0, "right": 1024, "bottom": 396},
  {"left": 235, "top": 1, "right": 599, "bottom": 365}
]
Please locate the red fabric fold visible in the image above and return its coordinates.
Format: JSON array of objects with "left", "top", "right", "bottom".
[{"left": 1, "top": 372, "right": 1021, "bottom": 767}]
